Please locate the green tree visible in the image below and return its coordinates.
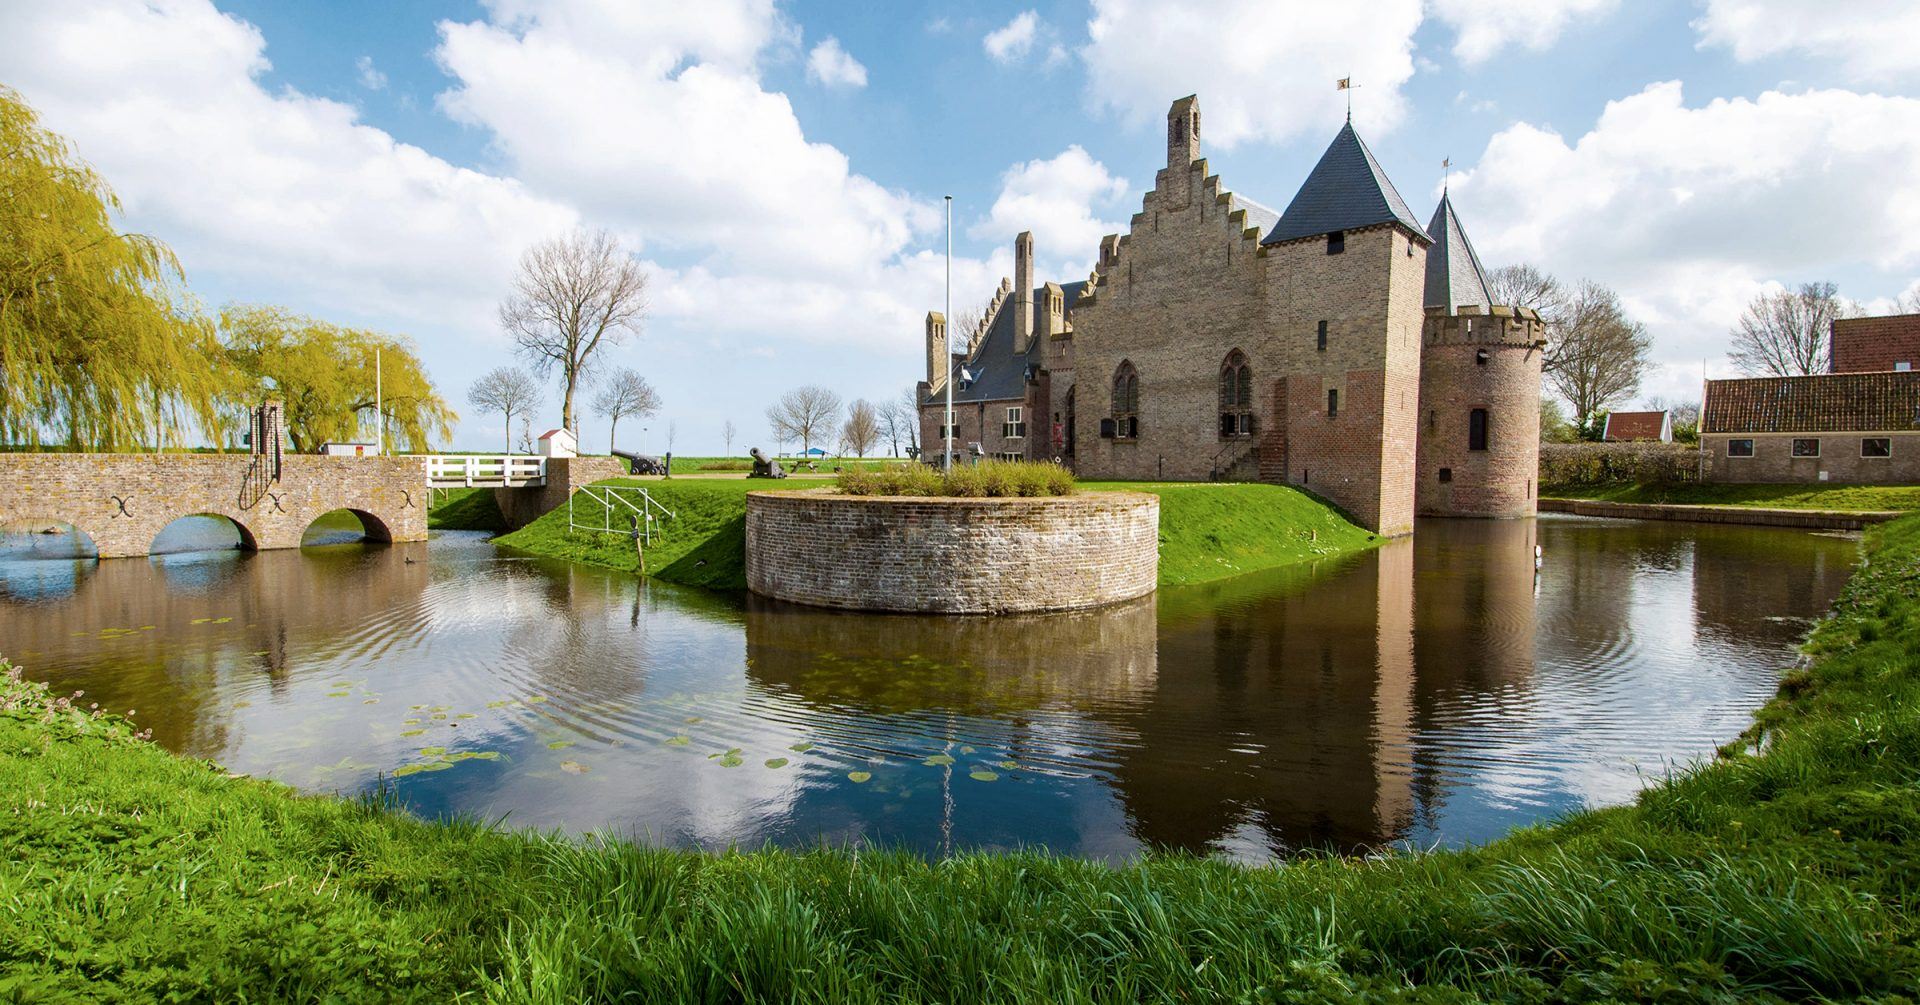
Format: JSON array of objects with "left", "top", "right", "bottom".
[
  {"left": 0, "top": 86, "right": 227, "bottom": 449},
  {"left": 220, "top": 305, "right": 453, "bottom": 453}
]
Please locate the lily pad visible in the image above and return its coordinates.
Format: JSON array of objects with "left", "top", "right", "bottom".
[
  {"left": 560, "top": 760, "right": 588, "bottom": 774},
  {"left": 527, "top": 696, "right": 549, "bottom": 704},
  {"left": 421, "top": 760, "right": 453, "bottom": 772},
  {"left": 997, "top": 760, "right": 1019, "bottom": 770},
  {"left": 326, "top": 691, "right": 351, "bottom": 698},
  {"left": 684, "top": 716, "right": 703, "bottom": 724},
  {"left": 362, "top": 699, "right": 380, "bottom": 705},
  {"left": 547, "top": 740, "right": 574, "bottom": 750},
  {"left": 392, "top": 764, "right": 426, "bottom": 777},
  {"left": 922, "top": 754, "right": 956, "bottom": 767},
  {"left": 665, "top": 735, "right": 691, "bottom": 746},
  {"left": 847, "top": 770, "right": 872, "bottom": 784},
  {"left": 398, "top": 730, "right": 425, "bottom": 738},
  {"left": 960, "top": 745, "right": 976, "bottom": 754},
  {"left": 764, "top": 757, "right": 788, "bottom": 769},
  {"left": 485, "top": 700, "right": 514, "bottom": 709},
  {"left": 449, "top": 751, "right": 501, "bottom": 762},
  {"left": 430, "top": 713, "right": 448, "bottom": 720},
  {"left": 969, "top": 769, "right": 1000, "bottom": 782},
  {"left": 457, "top": 713, "right": 476, "bottom": 720},
  {"left": 788, "top": 741, "right": 813, "bottom": 752},
  {"left": 418, "top": 746, "right": 447, "bottom": 757}
]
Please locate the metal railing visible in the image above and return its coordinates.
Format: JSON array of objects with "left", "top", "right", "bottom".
[
  {"left": 426, "top": 454, "right": 547, "bottom": 488},
  {"left": 569, "top": 484, "right": 677, "bottom": 547}
]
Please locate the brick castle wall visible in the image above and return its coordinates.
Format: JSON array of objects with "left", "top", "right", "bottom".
[
  {"left": 0, "top": 453, "right": 429, "bottom": 558},
  {"left": 1416, "top": 309, "right": 1546, "bottom": 518},
  {"left": 744, "top": 490, "right": 1159, "bottom": 613}
]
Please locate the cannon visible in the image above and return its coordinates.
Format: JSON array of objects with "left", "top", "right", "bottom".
[
  {"left": 612, "top": 449, "right": 668, "bottom": 476},
  {"left": 748, "top": 447, "right": 787, "bottom": 479}
]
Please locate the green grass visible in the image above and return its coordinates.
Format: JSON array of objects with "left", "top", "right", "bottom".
[
  {"left": 666, "top": 455, "right": 912, "bottom": 474},
  {"left": 427, "top": 487, "right": 508, "bottom": 532},
  {"left": 495, "top": 478, "right": 1378, "bottom": 592},
  {"left": 5, "top": 516, "right": 1920, "bottom": 1000},
  {"left": 1543, "top": 481, "right": 1920, "bottom": 511}
]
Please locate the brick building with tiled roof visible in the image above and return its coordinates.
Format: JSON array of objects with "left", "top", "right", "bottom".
[
  {"left": 1701, "top": 369, "right": 1920, "bottom": 484},
  {"left": 1601, "top": 410, "right": 1671, "bottom": 443}
]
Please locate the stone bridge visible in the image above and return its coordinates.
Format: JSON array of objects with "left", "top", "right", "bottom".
[{"left": 0, "top": 453, "right": 429, "bottom": 558}]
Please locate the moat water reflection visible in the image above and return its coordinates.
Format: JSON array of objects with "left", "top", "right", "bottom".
[{"left": 0, "top": 515, "right": 1855, "bottom": 860}]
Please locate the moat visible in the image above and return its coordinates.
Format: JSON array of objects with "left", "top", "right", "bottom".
[{"left": 0, "top": 515, "right": 1855, "bottom": 861}]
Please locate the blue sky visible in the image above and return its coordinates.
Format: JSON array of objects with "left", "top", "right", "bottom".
[{"left": 5, "top": 0, "right": 1919, "bottom": 453}]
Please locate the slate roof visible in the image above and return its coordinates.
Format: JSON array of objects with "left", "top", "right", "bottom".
[
  {"left": 1601, "top": 410, "right": 1669, "bottom": 442},
  {"left": 1423, "top": 192, "right": 1493, "bottom": 313},
  {"left": 1262, "top": 122, "right": 1429, "bottom": 246},
  {"left": 923, "top": 280, "right": 1087, "bottom": 406},
  {"left": 1702, "top": 372, "right": 1920, "bottom": 434}
]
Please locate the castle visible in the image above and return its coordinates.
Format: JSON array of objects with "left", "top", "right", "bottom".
[{"left": 917, "top": 95, "right": 1545, "bottom": 535}]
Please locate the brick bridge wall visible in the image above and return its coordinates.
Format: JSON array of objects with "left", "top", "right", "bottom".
[
  {"left": 745, "top": 490, "right": 1159, "bottom": 614},
  {"left": 493, "top": 456, "right": 628, "bottom": 530},
  {"left": 0, "top": 453, "right": 429, "bottom": 558}
]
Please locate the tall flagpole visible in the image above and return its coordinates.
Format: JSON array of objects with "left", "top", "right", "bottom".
[
  {"left": 375, "top": 348, "right": 383, "bottom": 456},
  {"left": 943, "top": 195, "right": 953, "bottom": 472}
]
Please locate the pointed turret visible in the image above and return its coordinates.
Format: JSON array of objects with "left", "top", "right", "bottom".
[
  {"left": 1262, "top": 122, "right": 1428, "bottom": 246},
  {"left": 1423, "top": 192, "right": 1493, "bottom": 315}
]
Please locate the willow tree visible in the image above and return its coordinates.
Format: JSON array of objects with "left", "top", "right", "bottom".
[
  {"left": 220, "top": 305, "right": 454, "bottom": 453},
  {"left": 0, "top": 86, "right": 227, "bottom": 449}
]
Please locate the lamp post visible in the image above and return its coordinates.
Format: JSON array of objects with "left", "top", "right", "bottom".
[{"left": 943, "top": 195, "right": 953, "bottom": 473}]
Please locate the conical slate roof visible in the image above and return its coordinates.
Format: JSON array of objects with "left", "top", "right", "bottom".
[
  {"left": 1262, "top": 122, "right": 1428, "bottom": 246},
  {"left": 1423, "top": 192, "right": 1493, "bottom": 314}
]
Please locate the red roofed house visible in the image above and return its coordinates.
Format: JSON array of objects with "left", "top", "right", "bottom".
[
  {"left": 1601, "top": 410, "right": 1671, "bottom": 443},
  {"left": 1701, "top": 371, "right": 1920, "bottom": 483},
  {"left": 1831, "top": 313, "right": 1920, "bottom": 374}
]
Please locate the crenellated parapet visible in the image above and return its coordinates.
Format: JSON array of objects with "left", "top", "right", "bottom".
[{"left": 1422, "top": 304, "right": 1547, "bottom": 349}]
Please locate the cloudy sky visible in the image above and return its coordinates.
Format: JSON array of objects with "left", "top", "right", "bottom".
[{"left": 5, "top": 0, "right": 1918, "bottom": 453}]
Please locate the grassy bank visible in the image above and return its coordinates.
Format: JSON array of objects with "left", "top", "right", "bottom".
[
  {"left": 4, "top": 517, "right": 1918, "bottom": 999},
  {"left": 1544, "top": 481, "right": 1920, "bottom": 511},
  {"left": 493, "top": 479, "right": 1376, "bottom": 591},
  {"left": 427, "top": 487, "right": 508, "bottom": 532}
]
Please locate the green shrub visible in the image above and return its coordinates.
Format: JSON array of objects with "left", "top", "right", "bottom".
[{"left": 834, "top": 460, "right": 1074, "bottom": 497}]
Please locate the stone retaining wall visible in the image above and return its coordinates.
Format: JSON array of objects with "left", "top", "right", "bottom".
[
  {"left": 493, "top": 456, "right": 629, "bottom": 529},
  {"left": 1539, "top": 497, "right": 1900, "bottom": 530},
  {"left": 745, "top": 490, "right": 1159, "bottom": 613}
]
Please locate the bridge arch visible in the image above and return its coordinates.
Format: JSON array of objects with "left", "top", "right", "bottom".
[
  {"left": 149, "top": 512, "right": 260, "bottom": 556},
  {"left": 299, "top": 507, "right": 396, "bottom": 547},
  {"left": 0, "top": 517, "right": 101, "bottom": 561}
]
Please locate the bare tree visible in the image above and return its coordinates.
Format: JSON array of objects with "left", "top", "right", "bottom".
[
  {"left": 589, "top": 367, "right": 660, "bottom": 453},
  {"left": 722, "top": 419, "right": 737, "bottom": 455},
  {"left": 467, "top": 366, "right": 542, "bottom": 454},
  {"left": 1728, "top": 282, "right": 1851, "bottom": 377},
  {"left": 898, "top": 385, "right": 922, "bottom": 455},
  {"left": 516, "top": 417, "right": 534, "bottom": 455},
  {"left": 666, "top": 420, "right": 677, "bottom": 455},
  {"left": 877, "top": 398, "right": 908, "bottom": 457},
  {"left": 1547, "top": 280, "right": 1653, "bottom": 434},
  {"left": 765, "top": 385, "right": 841, "bottom": 457},
  {"left": 499, "top": 228, "right": 648, "bottom": 433},
  {"left": 1900, "top": 286, "right": 1920, "bottom": 314},
  {"left": 842, "top": 399, "right": 880, "bottom": 458}
]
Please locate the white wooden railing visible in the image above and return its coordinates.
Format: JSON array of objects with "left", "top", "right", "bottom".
[{"left": 426, "top": 454, "right": 547, "bottom": 488}]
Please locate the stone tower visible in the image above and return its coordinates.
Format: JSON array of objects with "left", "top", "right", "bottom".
[
  {"left": 1013, "top": 231, "right": 1035, "bottom": 356},
  {"left": 1416, "top": 192, "right": 1545, "bottom": 518},
  {"left": 924, "top": 311, "right": 948, "bottom": 391},
  {"left": 1166, "top": 94, "right": 1200, "bottom": 169}
]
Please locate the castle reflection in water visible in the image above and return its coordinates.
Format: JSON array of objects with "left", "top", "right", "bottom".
[{"left": 0, "top": 516, "right": 1855, "bottom": 860}]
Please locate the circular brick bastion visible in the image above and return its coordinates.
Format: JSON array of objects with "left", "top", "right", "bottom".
[{"left": 744, "top": 490, "right": 1160, "bottom": 614}]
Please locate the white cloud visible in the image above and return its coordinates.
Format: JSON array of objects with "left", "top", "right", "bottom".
[
  {"left": 805, "top": 36, "right": 867, "bottom": 89},
  {"left": 1080, "top": 0, "right": 1421, "bottom": 147},
  {"left": 970, "top": 146, "right": 1127, "bottom": 276},
  {"left": 1453, "top": 81, "right": 1920, "bottom": 400},
  {"left": 983, "top": 10, "right": 1039, "bottom": 63},
  {"left": 0, "top": 0, "right": 575, "bottom": 333},
  {"left": 355, "top": 54, "right": 387, "bottom": 90},
  {"left": 1694, "top": 0, "right": 1920, "bottom": 83},
  {"left": 1430, "top": 0, "right": 1617, "bottom": 66}
]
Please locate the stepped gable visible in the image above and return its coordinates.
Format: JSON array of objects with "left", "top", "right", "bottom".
[
  {"left": 1262, "top": 122, "right": 1429, "bottom": 246},
  {"left": 924, "top": 280, "right": 1087, "bottom": 406},
  {"left": 1423, "top": 192, "right": 1493, "bottom": 314}
]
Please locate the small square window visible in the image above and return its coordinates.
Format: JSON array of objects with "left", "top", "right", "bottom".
[
  {"left": 1438, "top": 467, "right": 1453, "bottom": 483},
  {"left": 1863, "top": 437, "right": 1892, "bottom": 458},
  {"left": 1728, "top": 438, "right": 1754, "bottom": 457},
  {"left": 1896, "top": 361, "right": 1912, "bottom": 372},
  {"left": 1792, "top": 437, "right": 1821, "bottom": 458},
  {"left": 1327, "top": 231, "right": 1345, "bottom": 255}
]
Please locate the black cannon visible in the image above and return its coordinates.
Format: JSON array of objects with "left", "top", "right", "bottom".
[
  {"left": 612, "top": 449, "right": 669, "bottom": 475},
  {"left": 747, "top": 447, "right": 787, "bottom": 479}
]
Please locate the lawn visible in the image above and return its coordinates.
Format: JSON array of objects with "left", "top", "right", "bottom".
[
  {"left": 3, "top": 516, "right": 1916, "bottom": 1000},
  {"left": 1544, "top": 482, "right": 1920, "bottom": 511},
  {"left": 492, "top": 478, "right": 1379, "bottom": 592}
]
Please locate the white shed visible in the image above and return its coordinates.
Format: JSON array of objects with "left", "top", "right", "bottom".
[{"left": 537, "top": 428, "right": 578, "bottom": 458}]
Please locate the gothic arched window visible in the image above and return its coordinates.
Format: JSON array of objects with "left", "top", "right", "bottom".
[
  {"left": 1111, "top": 360, "right": 1139, "bottom": 439},
  {"left": 1219, "top": 350, "right": 1253, "bottom": 437}
]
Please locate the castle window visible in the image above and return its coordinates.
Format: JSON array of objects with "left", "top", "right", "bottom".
[
  {"left": 1219, "top": 350, "right": 1253, "bottom": 438},
  {"left": 1475, "top": 348, "right": 1489, "bottom": 365},
  {"left": 1438, "top": 467, "right": 1453, "bottom": 483},
  {"left": 1327, "top": 389, "right": 1339, "bottom": 419},
  {"left": 1003, "top": 406, "right": 1026, "bottom": 440},
  {"left": 1317, "top": 321, "right": 1328, "bottom": 352},
  {"left": 1111, "top": 360, "right": 1139, "bottom": 439},
  {"left": 1469, "top": 408, "right": 1489, "bottom": 451},
  {"left": 1327, "top": 231, "right": 1345, "bottom": 255}
]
